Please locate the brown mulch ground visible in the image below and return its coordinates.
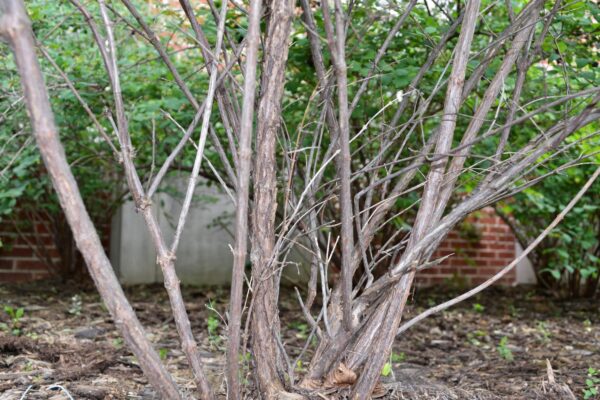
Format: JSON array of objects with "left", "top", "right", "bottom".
[{"left": 0, "top": 281, "right": 598, "bottom": 399}]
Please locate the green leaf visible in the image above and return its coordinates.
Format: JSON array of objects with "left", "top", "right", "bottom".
[
  {"left": 381, "top": 362, "right": 392, "bottom": 377},
  {"left": 549, "top": 269, "right": 561, "bottom": 280},
  {"left": 0, "top": 187, "right": 25, "bottom": 199},
  {"left": 159, "top": 348, "right": 168, "bottom": 360}
]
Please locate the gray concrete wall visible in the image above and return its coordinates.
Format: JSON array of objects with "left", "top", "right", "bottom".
[
  {"left": 515, "top": 242, "right": 537, "bottom": 284},
  {"left": 110, "top": 174, "right": 533, "bottom": 287},
  {"left": 110, "top": 175, "right": 235, "bottom": 285}
]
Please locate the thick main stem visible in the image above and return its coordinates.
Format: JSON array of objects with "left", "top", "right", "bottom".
[
  {"left": 350, "top": 0, "right": 482, "bottom": 395},
  {"left": 0, "top": 1, "right": 181, "bottom": 398},
  {"left": 249, "top": 1, "right": 294, "bottom": 397}
]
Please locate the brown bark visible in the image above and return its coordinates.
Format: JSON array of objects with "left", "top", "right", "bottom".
[
  {"left": 250, "top": 1, "right": 294, "bottom": 397},
  {"left": 93, "top": 2, "right": 216, "bottom": 396},
  {"left": 227, "top": 0, "right": 262, "bottom": 398},
  {"left": 0, "top": 1, "right": 181, "bottom": 398},
  {"left": 350, "top": 1, "right": 481, "bottom": 394},
  {"left": 320, "top": 0, "right": 355, "bottom": 332}
]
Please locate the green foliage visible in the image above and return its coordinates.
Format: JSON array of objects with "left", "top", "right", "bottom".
[
  {"left": 288, "top": 321, "right": 309, "bottom": 340},
  {"left": 536, "top": 321, "right": 551, "bottom": 343},
  {"left": 497, "top": 336, "right": 514, "bottom": 362},
  {"left": 2, "top": 305, "right": 25, "bottom": 336},
  {"left": 381, "top": 351, "right": 405, "bottom": 376},
  {"left": 500, "top": 160, "right": 600, "bottom": 297},
  {"left": 391, "top": 351, "right": 406, "bottom": 363},
  {"left": 2, "top": 0, "right": 598, "bottom": 285},
  {"left": 206, "top": 300, "right": 222, "bottom": 349},
  {"left": 584, "top": 367, "right": 600, "bottom": 399},
  {"left": 159, "top": 348, "right": 168, "bottom": 360},
  {"left": 207, "top": 314, "right": 220, "bottom": 337},
  {"left": 467, "top": 329, "right": 488, "bottom": 346},
  {"left": 112, "top": 337, "right": 124, "bottom": 349},
  {"left": 380, "top": 362, "right": 393, "bottom": 377},
  {"left": 472, "top": 303, "right": 485, "bottom": 313},
  {"left": 1, "top": 0, "right": 217, "bottom": 262}
]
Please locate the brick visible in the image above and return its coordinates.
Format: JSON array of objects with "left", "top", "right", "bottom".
[
  {"left": 439, "top": 267, "right": 457, "bottom": 274},
  {"left": 0, "top": 272, "right": 37, "bottom": 283},
  {"left": 474, "top": 251, "right": 495, "bottom": 259},
  {"left": 471, "top": 277, "right": 490, "bottom": 285},
  {"left": 0, "top": 247, "right": 36, "bottom": 258},
  {"left": 435, "top": 250, "right": 454, "bottom": 257},
  {"left": 415, "top": 277, "right": 431, "bottom": 286},
  {"left": 35, "top": 223, "right": 51, "bottom": 234},
  {"left": 15, "top": 259, "right": 50, "bottom": 271},
  {"left": 14, "top": 235, "right": 55, "bottom": 246},
  {"left": 446, "top": 231, "right": 460, "bottom": 240},
  {"left": 448, "top": 258, "right": 465, "bottom": 267},
  {"left": 476, "top": 217, "right": 497, "bottom": 224},
  {"left": 486, "top": 242, "right": 511, "bottom": 250},
  {"left": 0, "top": 259, "right": 14, "bottom": 270},
  {"left": 496, "top": 251, "right": 515, "bottom": 259},
  {"left": 476, "top": 267, "right": 502, "bottom": 276},
  {"left": 458, "top": 249, "right": 478, "bottom": 258}
]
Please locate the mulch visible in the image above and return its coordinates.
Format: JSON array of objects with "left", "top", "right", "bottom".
[{"left": 0, "top": 281, "right": 597, "bottom": 399}]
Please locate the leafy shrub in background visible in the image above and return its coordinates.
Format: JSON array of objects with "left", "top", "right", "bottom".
[
  {"left": 1, "top": 0, "right": 599, "bottom": 283},
  {"left": 498, "top": 158, "right": 600, "bottom": 298},
  {"left": 0, "top": 0, "right": 213, "bottom": 274}
]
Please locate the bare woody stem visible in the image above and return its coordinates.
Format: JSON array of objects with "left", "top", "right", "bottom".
[
  {"left": 398, "top": 166, "right": 600, "bottom": 335},
  {"left": 350, "top": 0, "right": 482, "bottom": 396},
  {"left": 250, "top": 0, "right": 295, "bottom": 397},
  {"left": 227, "top": 0, "right": 262, "bottom": 398},
  {"left": 95, "top": 1, "right": 215, "bottom": 396},
  {"left": 322, "top": 0, "right": 355, "bottom": 332},
  {"left": 0, "top": 1, "right": 181, "bottom": 398}
]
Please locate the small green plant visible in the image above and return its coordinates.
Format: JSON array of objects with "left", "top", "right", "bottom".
[
  {"left": 584, "top": 367, "right": 600, "bottom": 399},
  {"left": 206, "top": 308, "right": 222, "bottom": 349},
  {"left": 391, "top": 352, "right": 405, "bottom": 363},
  {"left": 536, "top": 321, "right": 551, "bottom": 343},
  {"left": 24, "top": 361, "right": 33, "bottom": 372},
  {"left": 295, "top": 360, "right": 306, "bottom": 373},
  {"left": 381, "top": 352, "right": 405, "bottom": 377},
  {"left": 68, "top": 294, "right": 82, "bottom": 316},
  {"left": 112, "top": 337, "right": 123, "bottom": 349},
  {"left": 207, "top": 315, "right": 219, "bottom": 336},
  {"left": 159, "top": 348, "right": 168, "bottom": 360},
  {"left": 467, "top": 330, "right": 488, "bottom": 346},
  {"left": 381, "top": 362, "right": 392, "bottom": 377},
  {"left": 3, "top": 305, "right": 25, "bottom": 336},
  {"left": 288, "top": 321, "right": 309, "bottom": 340},
  {"left": 26, "top": 332, "right": 38, "bottom": 340},
  {"left": 472, "top": 303, "right": 485, "bottom": 313},
  {"left": 497, "top": 336, "right": 514, "bottom": 362}
]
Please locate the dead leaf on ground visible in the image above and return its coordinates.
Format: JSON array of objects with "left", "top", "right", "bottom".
[{"left": 324, "top": 362, "right": 357, "bottom": 387}]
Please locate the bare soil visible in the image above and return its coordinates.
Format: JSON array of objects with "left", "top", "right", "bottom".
[{"left": 0, "top": 281, "right": 597, "bottom": 399}]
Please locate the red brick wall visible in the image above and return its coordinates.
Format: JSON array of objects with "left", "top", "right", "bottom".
[
  {"left": 0, "top": 216, "right": 110, "bottom": 283},
  {"left": 0, "top": 220, "right": 58, "bottom": 282},
  {"left": 417, "top": 207, "right": 517, "bottom": 286},
  {"left": 1, "top": 208, "right": 516, "bottom": 285}
]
